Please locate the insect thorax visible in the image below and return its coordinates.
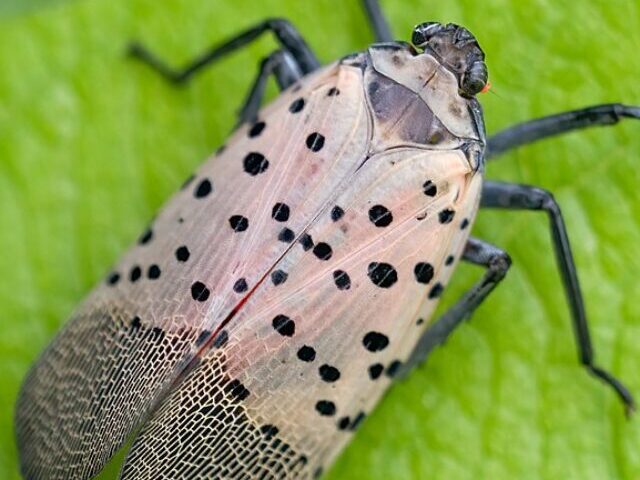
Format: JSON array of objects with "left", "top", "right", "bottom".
[{"left": 340, "top": 42, "right": 486, "bottom": 171}]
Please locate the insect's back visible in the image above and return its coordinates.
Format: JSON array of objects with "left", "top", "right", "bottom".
[{"left": 16, "top": 41, "right": 485, "bottom": 480}]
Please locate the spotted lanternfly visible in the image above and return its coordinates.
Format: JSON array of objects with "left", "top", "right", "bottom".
[{"left": 15, "top": 1, "right": 639, "bottom": 479}]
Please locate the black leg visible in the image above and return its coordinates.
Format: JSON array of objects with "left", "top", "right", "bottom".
[
  {"left": 487, "top": 104, "right": 640, "bottom": 159},
  {"left": 398, "top": 237, "right": 511, "bottom": 378},
  {"left": 362, "top": 0, "right": 394, "bottom": 42},
  {"left": 128, "top": 18, "right": 319, "bottom": 85},
  {"left": 236, "top": 50, "right": 303, "bottom": 127},
  {"left": 481, "top": 180, "right": 635, "bottom": 414}
]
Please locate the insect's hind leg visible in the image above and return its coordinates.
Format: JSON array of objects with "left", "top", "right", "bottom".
[
  {"left": 487, "top": 104, "right": 640, "bottom": 159},
  {"left": 237, "top": 49, "right": 303, "bottom": 127},
  {"left": 128, "top": 18, "right": 319, "bottom": 85},
  {"left": 362, "top": 0, "right": 394, "bottom": 42},
  {"left": 481, "top": 180, "right": 635, "bottom": 414},
  {"left": 397, "top": 237, "right": 511, "bottom": 379}
]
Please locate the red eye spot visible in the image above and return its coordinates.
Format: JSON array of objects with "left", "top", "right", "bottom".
[{"left": 480, "top": 81, "right": 492, "bottom": 94}]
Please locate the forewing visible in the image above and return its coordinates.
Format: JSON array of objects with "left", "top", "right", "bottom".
[
  {"left": 120, "top": 147, "right": 482, "bottom": 479},
  {"left": 15, "top": 60, "right": 370, "bottom": 480}
]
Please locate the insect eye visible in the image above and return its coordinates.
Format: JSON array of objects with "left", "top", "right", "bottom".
[{"left": 461, "top": 60, "right": 488, "bottom": 97}]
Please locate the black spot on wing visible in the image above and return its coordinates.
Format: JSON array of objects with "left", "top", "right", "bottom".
[
  {"left": 248, "top": 121, "right": 266, "bottom": 138},
  {"left": 299, "top": 233, "right": 314, "bottom": 251},
  {"left": 429, "top": 282, "right": 444, "bottom": 299},
  {"left": 271, "top": 270, "right": 288, "bottom": 286},
  {"left": 368, "top": 363, "right": 384, "bottom": 380},
  {"left": 272, "top": 203, "right": 290, "bottom": 222},
  {"left": 318, "top": 364, "right": 340, "bottom": 383},
  {"left": 138, "top": 228, "right": 153, "bottom": 245},
  {"left": 129, "top": 266, "right": 142, "bottom": 283},
  {"left": 368, "top": 205, "right": 393, "bottom": 227},
  {"left": 332, "top": 270, "right": 351, "bottom": 290},
  {"left": 414, "top": 262, "right": 434, "bottom": 284},
  {"left": 423, "top": 180, "right": 437, "bottom": 197},
  {"left": 306, "top": 133, "right": 325, "bottom": 152},
  {"left": 194, "top": 178, "right": 213, "bottom": 198},
  {"left": 175, "top": 246, "right": 190, "bottom": 262},
  {"left": 315, "top": 400, "right": 336, "bottom": 416},
  {"left": 243, "top": 152, "right": 269, "bottom": 176},
  {"left": 278, "top": 228, "right": 295, "bottom": 243},
  {"left": 313, "top": 243, "right": 332, "bottom": 261},
  {"left": 147, "top": 265, "right": 161, "bottom": 280},
  {"left": 233, "top": 278, "right": 248, "bottom": 293},
  {"left": 363, "top": 331, "right": 389, "bottom": 352},
  {"left": 297, "top": 345, "right": 316, "bottom": 362},
  {"left": 439, "top": 209, "right": 455, "bottom": 224},
  {"left": 367, "top": 262, "right": 397, "bottom": 288},
  {"left": 272, "top": 315, "right": 295, "bottom": 337},
  {"left": 229, "top": 215, "right": 249, "bottom": 232},
  {"left": 289, "top": 98, "right": 305, "bottom": 113},
  {"left": 331, "top": 205, "right": 345, "bottom": 222},
  {"left": 386, "top": 360, "right": 402, "bottom": 378},
  {"left": 191, "top": 281, "right": 210, "bottom": 302}
]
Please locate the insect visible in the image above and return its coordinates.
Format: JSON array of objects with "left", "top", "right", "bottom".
[{"left": 14, "top": 0, "right": 639, "bottom": 478}]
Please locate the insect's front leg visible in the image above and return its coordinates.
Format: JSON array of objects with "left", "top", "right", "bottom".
[
  {"left": 486, "top": 103, "right": 640, "bottom": 159},
  {"left": 398, "top": 237, "right": 511, "bottom": 378},
  {"left": 128, "top": 18, "right": 319, "bottom": 84},
  {"left": 481, "top": 180, "right": 635, "bottom": 414}
]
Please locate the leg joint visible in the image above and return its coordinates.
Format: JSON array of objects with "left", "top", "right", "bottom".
[
  {"left": 265, "top": 17, "right": 293, "bottom": 30},
  {"left": 523, "top": 185, "right": 561, "bottom": 215},
  {"left": 536, "top": 188, "right": 561, "bottom": 216},
  {"left": 481, "top": 252, "right": 511, "bottom": 288},
  {"left": 488, "top": 251, "right": 512, "bottom": 277}
]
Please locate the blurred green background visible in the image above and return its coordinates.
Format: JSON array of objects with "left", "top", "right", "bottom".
[{"left": 1, "top": 0, "right": 639, "bottom": 478}]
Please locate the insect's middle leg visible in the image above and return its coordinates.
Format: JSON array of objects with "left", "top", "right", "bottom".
[
  {"left": 398, "top": 237, "right": 511, "bottom": 378},
  {"left": 481, "top": 180, "right": 635, "bottom": 413},
  {"left": 236, "top": 49, "right": 303, "bottom": 126},
  {"left": 487, "top": 103, "right": 640, "bottom": 159}
]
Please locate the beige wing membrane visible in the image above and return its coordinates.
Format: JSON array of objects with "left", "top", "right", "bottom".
[
  {"left": 15, "top": 61, "right": 370, "bottom": 480},
  {"left": 120, "top": 147, "right": 482, "bottom": 479}
]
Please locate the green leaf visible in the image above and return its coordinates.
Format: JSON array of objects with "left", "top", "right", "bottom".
[
  {"left": 0, "top": 0, "right": 76, "bottom": 18},
  {"left": 1, "top": 1, "right": 639, "bottom": 479}
]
